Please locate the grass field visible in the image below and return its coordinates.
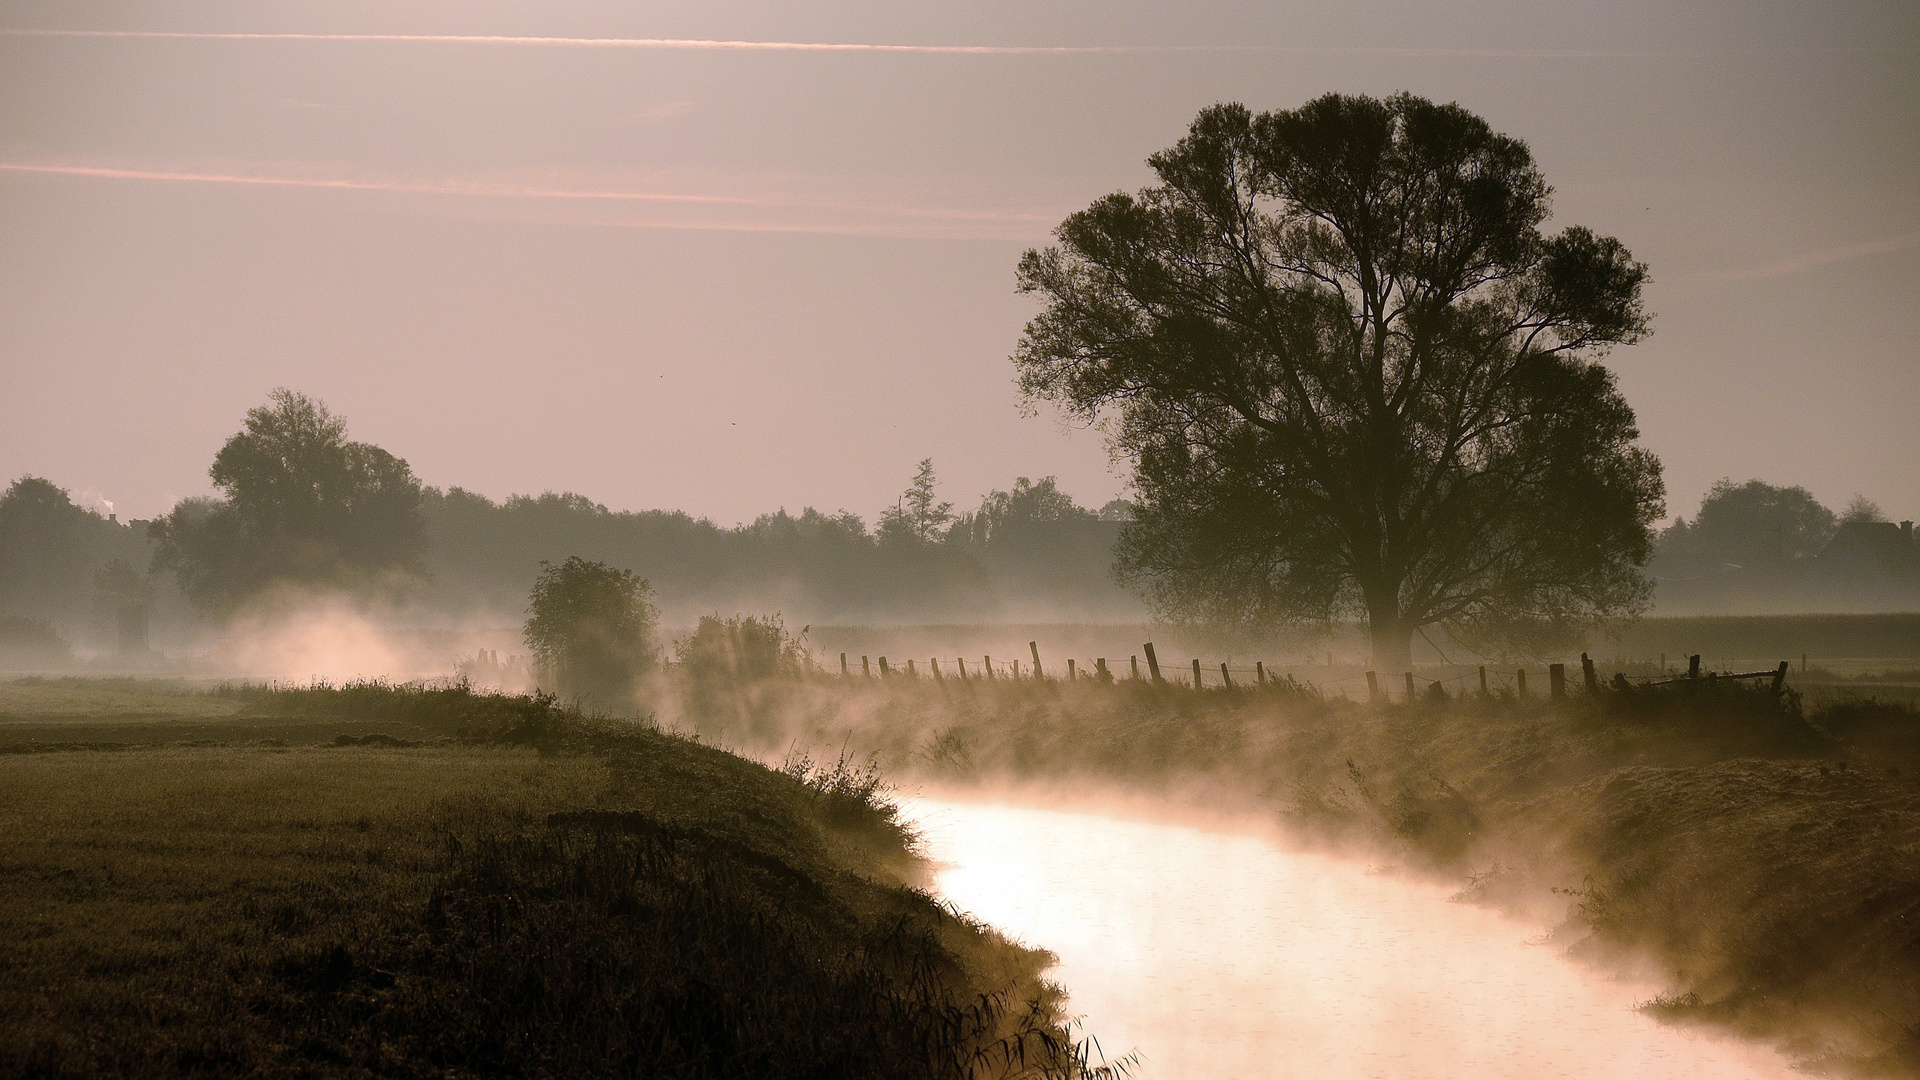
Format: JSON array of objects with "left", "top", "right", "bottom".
[{"left": 0, "top": 679, "right": 1110, "bottom": 1079}]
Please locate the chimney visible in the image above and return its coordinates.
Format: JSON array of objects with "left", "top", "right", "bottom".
[
  {"left": 1903, "top": 520, "right": 1914, "bottom": 545},
  {"left": 108, "top": 513, "right": 117, "bottom": 525}
]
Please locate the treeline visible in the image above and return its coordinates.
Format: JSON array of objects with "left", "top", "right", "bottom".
[
  {"left": 0, "top": 477, "right": 180, "bottom": 664},
  {"left": 10, "top": 390, "right": 1915, "bottom": 665},
  {"left": 1651, "top": 479, "right": 1919, "bottom": 614},
  {"left": 424, "top": 465, "right": 1136, "bottom": 626},
  {"left": 0, "top": 394, "right": 1142, "bottom": 661}
]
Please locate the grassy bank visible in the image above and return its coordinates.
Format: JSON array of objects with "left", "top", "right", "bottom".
[
  {"left": 0, "top": 679, "right": 1109, "bottom": 1079},
  {"left": 673, "top": 671, "right": 1920, "bottom": 1077}
]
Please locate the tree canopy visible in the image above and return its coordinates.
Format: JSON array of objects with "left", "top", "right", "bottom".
[
  {"left": 1014, "top": 93, "right": 1664, "bottom": 665},
  {"left": 150, "top": 390, "right": 426, "bottom": 610},
  {"left": 1662, "top": 479, "right": 1838, "bottom": 565},
  {"left": 0, "top": 477, "right": 94, "bottom": 615}
]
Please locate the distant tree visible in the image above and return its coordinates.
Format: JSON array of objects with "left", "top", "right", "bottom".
[
  {"left": 877, "top": 459, "right": 954, "bottom": 546},
  {"left": 950, "top": 476, "right": 1095, "bottom": 547},
  {"left": 150, "top": 390, "right": 426, "bottom": 609},
  {"left": 523, "top": 556, "right": 658, "bottom": 707},
  {"left": 0, "top": 614, "right": 72, "bottom": 667},
  {"left": 1839, "top": 495, "right": 1888, "bottom": 526},
  {"left": 1014, "top": 93, "right": 1663, "bottom": 666},
  {"left": 0, "top": 477, "right": 94, "bottom": 615},
  {"left": 1672, "top": 479, "right": 1837, "bottom": 564}
]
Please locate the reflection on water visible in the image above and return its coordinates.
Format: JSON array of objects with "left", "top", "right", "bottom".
[{"left": 907, "top": 795, "right": 1798, "bottom": 1080}]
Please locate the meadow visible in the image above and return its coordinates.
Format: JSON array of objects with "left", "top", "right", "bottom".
[{"left": 0, "top": 679, "right": 1109, "bottom": 1079}]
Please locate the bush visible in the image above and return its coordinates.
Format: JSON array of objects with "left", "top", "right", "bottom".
[{"left": 524, "top": 557, "right": 658, "bottom": 711}]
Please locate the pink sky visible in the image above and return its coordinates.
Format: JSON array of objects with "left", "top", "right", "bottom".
[{"left": 2, "top": 0, "right": 1916, "bottom": 525}]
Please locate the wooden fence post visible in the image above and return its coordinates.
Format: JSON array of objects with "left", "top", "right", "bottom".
[
  {"left": 1549, "top": 663, "right": 1566, "bottom": 700},
  {"left": 1404, "top": 672, "right": 1417, "bottom": 700},
  {"left": 1095, "top": 658, "right": 1111, "bottom": 682},
  {"left": 840, "top": 652, "right": 848, "bottom": 677},
  {"left": 1772, "top": 661, "right": 1789, "bottom": 694},
  {"left": 906, "top": 659, "right": 916, "bottom": 679},
  {"left": 1516, "top": 669, "right": 1527, "bottom": 697},
  {"left": 862, "top": 656, "right": 871, "bottom": 678},
  {"left": 1366, "top": 670, "right": 1380, "bottom": 703},
  {"left": 879, "top": 656, "right": 891, "bottom": 677},
  {"left": 1143, "top": 643, "right": 1163, "bottom": 683},
  {"left": 931, "top": 658, "right": 942, "bottom": 680},
  {"left": 1220, "top": 662, "right": 1234, "bottom": 688},
  {"left": 1582, "top": 653, "right": 1597, "bottom": 692},
  {"left": 983, "top": 655, "right": 993, "bottom": 680},
  {"left": 1030, "top": 641, "right": 1044, "bottom": 680},
  {"left": 1688, "top": 654, "right": 1701, "bottom": 680},
  {"left": 1131, "top": 655, "right": 1140, "bottom": 680},
  {"left": 1255, "top": 661, "right": 1267, "bottom": 685},
  {"left": 1478, "top": 665, "right": 1488, "bottom": 694},
  {"left": 1191, "top": 658, "right": 1203, "bottom": 688},
  {"left": 1067, "top": 658, "right": 1076, "bottom": 680},
  {"left": 957, "top": 657, "right": 967, "bottom": 679}
]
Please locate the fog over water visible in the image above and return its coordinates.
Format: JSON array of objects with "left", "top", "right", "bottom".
[{"left": 909, "top": 793, "right": 1799, "bottom": 1080}]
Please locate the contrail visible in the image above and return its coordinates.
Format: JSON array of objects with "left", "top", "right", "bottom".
[
  {"left": 0, "top": 162, "right": 760, "bottom": 204},
  {"left": 0, "top": 29, "right": 1136, "bottom": 53},
  {"left": 1720, "top": 232, "right": 1920, "bottom": 280},
  {"left": 0, "top": 162, "right": 1057, "bottom": 237},
  {"left": 3, "top": 28, "right": 1903, "bottom": 58}
]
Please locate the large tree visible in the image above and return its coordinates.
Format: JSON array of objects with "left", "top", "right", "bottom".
[
  {"left": 1015, "top": 93, "right": 1664, "bottom": 667},
  {"left": 151, "top": 390, "right": 426, "bottom": 610}
]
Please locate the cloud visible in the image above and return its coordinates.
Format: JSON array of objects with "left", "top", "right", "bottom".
[{"left": 1716, "top": 232, "right": 1920, "bottom": 280}]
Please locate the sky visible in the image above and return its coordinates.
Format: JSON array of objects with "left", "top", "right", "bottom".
[{"left": 2, "top": 0, "right": 1916, "bottom": 527}]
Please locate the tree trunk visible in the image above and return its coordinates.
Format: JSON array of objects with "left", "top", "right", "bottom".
[{"left": 1366, "top": 597, "right": 1414, "bottom": 671}]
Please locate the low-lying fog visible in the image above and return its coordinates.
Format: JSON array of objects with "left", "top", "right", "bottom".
[{"left": 907, "top": 791, "right": 1797, "bottom": 1080}]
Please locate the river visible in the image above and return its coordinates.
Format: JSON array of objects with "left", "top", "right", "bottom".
[{"left": 906, "top": 792, "right": 1799, "bottom": 1080}]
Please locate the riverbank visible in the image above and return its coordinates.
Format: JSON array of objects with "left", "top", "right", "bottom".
[
  {"left": 674, "top": 673, "right": 1920, "bottom": 1077},
  {"left": 0, "top": 678, "right": 1101, "bottom": 1079}
]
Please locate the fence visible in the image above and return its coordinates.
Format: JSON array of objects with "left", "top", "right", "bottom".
[{"left": 813, "top": 641, "right": 1796, "bottom": 704}]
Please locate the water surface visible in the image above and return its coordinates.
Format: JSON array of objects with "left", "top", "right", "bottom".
[{"left": 908, "top": 794, "right": 1797, "bottom": 1080}]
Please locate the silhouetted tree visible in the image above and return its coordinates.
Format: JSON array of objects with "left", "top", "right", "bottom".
[
  {"left": 1839, "top": 495, "right": 1888, "bottom": 526},
  {"left": 1015, "top": 93, "right": 1663, "bottom": 666},
  {"left": 950, "top": 476, "right": 1094, "bottom": 547},
  {"left": 1661, "top": 479, "right": 1837, "bottom": 565},
  {"left": 877, "top": 459, "right": 954, "bottom": 546},
  {"left": 150, "top": 390, "right": 426, "bottom": 610},
  {"left": 523, "top": 556, "right": 658, "bottom": 707},
  {"left": 0, "top": 477, "right": 93, "bottom": 616}
]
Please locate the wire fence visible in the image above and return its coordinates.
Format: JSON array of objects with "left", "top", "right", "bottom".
[{"left": 809, "top": 642, "right": 1797, "bottom": 702}]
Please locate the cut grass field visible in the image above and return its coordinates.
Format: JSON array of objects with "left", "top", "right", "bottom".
[
  {"left": 0, "top": 680, "right": 1106, "bottom": 1079},
  {"left": 672, "top": 670, "right": 1920, "bottom": 1078}
]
